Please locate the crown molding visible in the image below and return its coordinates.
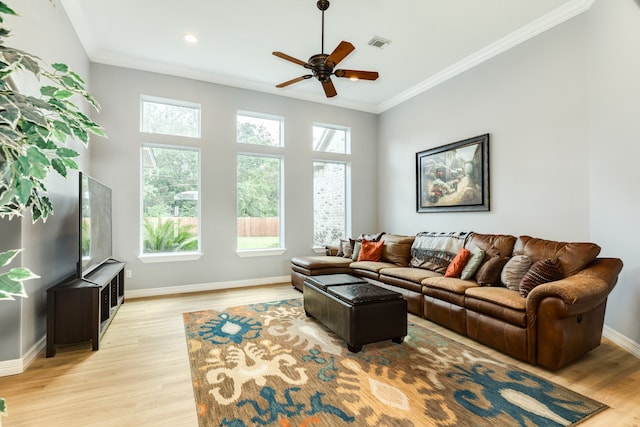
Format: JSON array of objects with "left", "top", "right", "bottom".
[{"left": 376, "top": 0, "right": 597, "bottom": 113}]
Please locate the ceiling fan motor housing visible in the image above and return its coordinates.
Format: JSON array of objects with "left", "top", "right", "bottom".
[
  {"left": 309, "top": 54, "right": 332, "bottom": 82},
  {"left": 317, "top": 0, "right": 330, "bottom": 11}
]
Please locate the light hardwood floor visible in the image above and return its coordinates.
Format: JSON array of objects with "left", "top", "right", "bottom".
[{"left": 1, "top": 283, "right": 639, "bottom": 427}]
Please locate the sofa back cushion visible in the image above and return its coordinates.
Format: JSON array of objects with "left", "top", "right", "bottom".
[
  {"left": 464, "top": 233, "right": 517, "bottom": 258},
  {"left": 513, "top": 236, "right": 601, "bottom": 276},
  {"left": 410, "top": 231, "right": 470, "bottom": 274},
  {"left": 381, "top": 234, "right": 415, "bottom": 266}
]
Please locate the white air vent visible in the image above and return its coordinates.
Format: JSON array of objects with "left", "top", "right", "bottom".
[{"left": 368, "top": 36, "right": 391, "bottom": 49}]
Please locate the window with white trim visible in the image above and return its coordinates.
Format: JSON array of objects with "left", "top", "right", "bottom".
[
  {"left": 236, "top": 112, "right": 284, "bottom": 251},
  {"left": 313, "top": 124, "right": 351, "bottom": 248},
  {"left": 141, "top": 96, "right": 201, "bottom": 138},
  {"left": 141, "top": 144, "right": 200, "bottom": 255}
]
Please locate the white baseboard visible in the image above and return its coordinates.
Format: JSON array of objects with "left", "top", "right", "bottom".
[
  {"left": 0, "top": 336, "right": 46, "bottom": 377},
  {"left": 125, "top": 275, "right": 291, "bottom": 299},
  {"left": 603, "top": 325, "right": 640, "bottom": 358}
]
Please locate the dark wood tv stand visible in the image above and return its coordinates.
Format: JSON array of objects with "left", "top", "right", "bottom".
[{"left": 46, "top": 260, "right": 126, "bottom": 357}]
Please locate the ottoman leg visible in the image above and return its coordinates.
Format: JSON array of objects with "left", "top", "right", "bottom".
[
  {"left": 347, "top": 343, "right": 362, "bottom": 353},
  {"left": 392, "top": 336, "right": 405, "bottom": 344}
]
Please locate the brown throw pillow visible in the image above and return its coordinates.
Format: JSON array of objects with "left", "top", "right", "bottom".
[
  {"left": 475, "top": 256, "right": 509, "bottom": 286},
  {"left": 519, "top": 258, "right": 564, "bottom": 297}
]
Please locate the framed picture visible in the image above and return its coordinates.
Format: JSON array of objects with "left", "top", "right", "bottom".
[{"left": 416, "top": 134, "right": 490, "bottom": 213}]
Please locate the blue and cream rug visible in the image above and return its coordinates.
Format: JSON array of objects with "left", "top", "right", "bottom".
[{"left": 183, "top": 298, "right": 606, "bottom": 426}]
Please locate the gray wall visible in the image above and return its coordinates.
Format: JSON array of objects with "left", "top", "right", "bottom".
[
  {"left": 587, "top": 0, "right": 640, "bottom": 345},
  {"left": 378, "top": 0, "right": 639, "bottom": 345},
  {"left": 88, "top": 64, "right": 379, "bottom": 291},
  {"left": 0, "top": 0, "right": 90, "bottom": 364}
]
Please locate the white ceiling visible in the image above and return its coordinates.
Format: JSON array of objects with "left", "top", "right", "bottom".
[{"left": 60, "top": 0, "right": 592, "bottom": 114}]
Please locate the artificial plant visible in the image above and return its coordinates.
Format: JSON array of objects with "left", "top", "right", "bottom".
[{"left": 0, "top": 0, "right": 105, "bottom": 301}]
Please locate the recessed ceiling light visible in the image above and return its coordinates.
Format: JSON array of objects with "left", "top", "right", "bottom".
[{"left": 184, "top": 34, "right": 198, "bottom": 43}]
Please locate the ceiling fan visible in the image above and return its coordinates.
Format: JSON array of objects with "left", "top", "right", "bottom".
[{"left": 272, "top": 0, "right": 379, "bottom": 98}]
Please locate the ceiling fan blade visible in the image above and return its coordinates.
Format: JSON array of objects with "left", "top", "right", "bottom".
[
  {"left": 276, "top": 75, "right": 313, "bottom": 88},
  {"left": 325, "top": 41, "right": 355, "bottom": 67},
  {"left": 273, "top": 51, "right": 311, "bottom": 68},
  {"left": 322, "top": 78, "right": 337, "bottom": 98},
  {"left": 334, "top": 69, "right": 379, "bottom": 81}
]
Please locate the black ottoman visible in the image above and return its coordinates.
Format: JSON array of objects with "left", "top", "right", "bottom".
[{"left": 304, "top": 275, "right": 407, "bottom": 353}]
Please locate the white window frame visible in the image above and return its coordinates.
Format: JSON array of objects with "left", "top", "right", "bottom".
[
  {"left": 237, "top": 110, "right": 284, "bottom": 148},
  {"left": 140, "top": 95, "right": 201, "bottom": 138},
  {"left": 138, "top": 143, "right": 203, "bottom": 263},
  {"left": 236, "top": 152, "right": 286, "bottom": 257},
  {"left": 235, "top": 110, "right": 286, "bottom": 257},
  {"left": 312, "top": 123, "right": 352, "bottom": 251},
  {"left": 313, "top": 122, "right": 350, "bottom": 154}
]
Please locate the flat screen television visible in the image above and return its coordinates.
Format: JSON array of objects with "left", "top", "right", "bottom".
[{"left": 78, "top": 172, "right": 113, "bottom": 278}]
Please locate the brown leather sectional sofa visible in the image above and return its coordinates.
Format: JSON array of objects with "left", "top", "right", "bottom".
[{"left": 291, "top": 232, "right": 623, "bottom": 370}]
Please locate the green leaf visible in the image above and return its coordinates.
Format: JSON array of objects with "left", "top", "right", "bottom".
[
  {"left": 51, "top": 63, "right": 69, "bottom": 73},
  {"left": 20, "top": 53, "right": 41, "bottom": 76},
  {"left": 54, "top": 89, "right": 74, "bottom": 99},
  {"left": 60, "top": 75, "right": 81, "bottom": 90},
  {"left": 29, "top": 162, "right": 47, "bottom": 180},
  {"left": 0, "top": 273, "right": 28, "bottom": 298},
  {"left": 0, "top": 188, "right": 18, "bottom": 209},
  {"left": 0, "top": 2, "right": 17, "bottom": 16},
  {"left": 56, "top": 147, "right": 79, "bottom": 158},
  {"left": 69, "top": 70, "right": 85, "bottom": 85},
  {"left": 51, "top": 158, "right": 67, "bottom": 177},
  {"left": 61, "top": 158, "right": 78, "bottom": 170},
  {"left": 0, "top": 249, "right": 21, "bottom": 267},
  {"left": 40, "top": 86, "right": 58, "bottom": 97},
  {"left": 15, "top": 177, "right": 33, "bottom": 204},
  {"left": 26, "top": 146, "right": 50, "bottom": 167},
  {"left": 72, "top": 126, "right": 89, "bottom": 143},
  {"left": 16, "top": 155, "right": 29, "bottom": 175},
  {"left": 90, "top": 126, "right": 107, "bottom": 138},
  {"left": 8, "top": 267, "right": 40, "bottom": 281}
]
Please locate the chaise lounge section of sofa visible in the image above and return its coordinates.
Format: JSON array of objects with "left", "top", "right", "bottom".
[{"left": 291, "top": 231, "right": 623, "bottom": 370}]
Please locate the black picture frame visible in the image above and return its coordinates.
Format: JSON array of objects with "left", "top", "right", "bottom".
[{"left": 416, "top": 134, "right": 490, "bottom": 213}]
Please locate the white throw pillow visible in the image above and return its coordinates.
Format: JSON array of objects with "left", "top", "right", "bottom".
[{"left": 501, "top": 255, "right": 531, "bottom": 291}]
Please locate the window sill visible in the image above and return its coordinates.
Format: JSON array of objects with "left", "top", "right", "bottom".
[
  {"left": 138, "top": 252, "right": 203, "bottom": 263},
  {"left": 236, "top": 248, "right": 287, "bottom": 258}
]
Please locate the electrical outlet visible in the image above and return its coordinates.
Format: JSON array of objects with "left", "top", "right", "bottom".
[{"left": 125, "top": 270, "right": 132, "bottom": 279}]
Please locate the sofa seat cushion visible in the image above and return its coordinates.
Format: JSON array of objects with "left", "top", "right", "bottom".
[
  {"left": 464, "top": 287, "right": 526, "bottom": 327},
  {"left": 422, "top": 277, "right": 479, "bottom": 306},
  {"left": 380, "top": 267, "right": 441, "bottom": 284},
  {"left": 422, "top": 276, "right": 478, "bottom": 294},
  {"left": 350, "top": 261, "right": 397, "bottom": 273},
  {"left": 291, "top": 255, "right": 352, "bottom": 270}
]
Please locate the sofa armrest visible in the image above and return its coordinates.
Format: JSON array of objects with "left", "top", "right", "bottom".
[{"left": 526, "top": 257, "right": 623, "bottom": 317}]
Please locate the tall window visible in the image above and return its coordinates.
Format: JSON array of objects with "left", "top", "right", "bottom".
[
  {"left": 141, "top": 96, "right": 201, "bottom": 138},
  {"left": 313, "top": 124, "right": 350, "bottom": 247},
  {"left": 140, "top": 95, "right": 201, "bottom": 256},
  {"left": 236, "top": 112, "right": 284, "bottom": 251},
  {"left": 141, "top": 145, "right": 200, "bottom": 254}
]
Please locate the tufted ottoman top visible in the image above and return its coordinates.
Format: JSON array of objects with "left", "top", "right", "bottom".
[{"left": 328, "top": 283, "right": 403, "bottom": 305}]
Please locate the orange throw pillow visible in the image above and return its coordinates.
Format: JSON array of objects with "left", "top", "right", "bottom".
[
  {"left": 444, "top": 248, "right": 471, "bottom": 278},
  {"left": 357, "top": 239, "right": 385, "bottom": 262}
]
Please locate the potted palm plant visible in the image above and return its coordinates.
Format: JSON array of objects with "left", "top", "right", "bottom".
[{"left": 0, "top": 0, "right": 105, "bottom": 420}]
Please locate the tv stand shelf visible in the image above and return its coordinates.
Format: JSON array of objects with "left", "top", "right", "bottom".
[{"left": 46, "top": 260, "right": 126, "bottom": 357}]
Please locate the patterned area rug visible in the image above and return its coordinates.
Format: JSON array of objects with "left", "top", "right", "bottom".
[{"left": 183, "top": 299, "right": 606, "bottom": 426}]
